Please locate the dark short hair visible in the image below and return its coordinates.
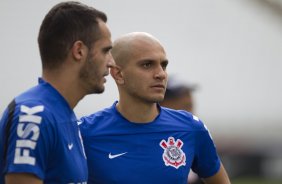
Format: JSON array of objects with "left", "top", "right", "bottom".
[
  {"left": 38, "top": 1, "right": 107, "bottom": 70},
  {"left": 165, "top": 86, "right": 194, "bottom": 99},
  {"left": 164, "top": 78, "right": 198, "bottom": 99}
]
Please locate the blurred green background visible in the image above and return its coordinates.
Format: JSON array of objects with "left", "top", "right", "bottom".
[{"left": 232, "top": 177, "right": 282, "bottom": 184}]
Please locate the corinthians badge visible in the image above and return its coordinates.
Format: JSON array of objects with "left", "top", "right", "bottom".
[{"left": 160, "top": 137, "right": 186, "bottom": 169}]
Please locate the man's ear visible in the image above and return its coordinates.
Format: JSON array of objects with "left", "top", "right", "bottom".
[
  {"left": 71, "top": 41, "right": 87, "bottom": 61},
  {"left": 110, "top": 66, "right": 124, "bottom": 84}
]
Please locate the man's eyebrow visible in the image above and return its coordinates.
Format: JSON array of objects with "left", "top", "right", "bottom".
[
  {"left": 137, "top": 59, "right": 169, "bottom": 63},
  {"left": 103, "top": 45, "right": 112, "bottom": 51},
  {"left": 161, "top": 59, "right": 169, "bottom": 65},
  {"left": 163, "top": 59, "right": 169, "bottom": 63},
  {"left": 138, "top": 59, "right": 154, "bottom": 62}
]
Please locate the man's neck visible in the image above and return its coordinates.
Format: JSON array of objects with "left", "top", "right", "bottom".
[
  {"left": 42, "top": 72, "right": 85, "bottom": 109},
  {"left": 116, "top": 98, "right": 159, "bottom": 123}
]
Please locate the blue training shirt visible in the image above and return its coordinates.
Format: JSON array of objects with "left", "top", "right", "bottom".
[
  {"left": 80, "top": 101, "right": 220, "bottom": 184},
  {"left": 0, "top": 78, "right": 87, "bottom": 184}
]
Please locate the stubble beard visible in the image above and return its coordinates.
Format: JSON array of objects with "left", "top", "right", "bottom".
[
  {"left": 79, "top": 55, "right": 105, "bottom": 95},
  {"left": 136, "top": 92, "right": 165, "bottom": 104}
]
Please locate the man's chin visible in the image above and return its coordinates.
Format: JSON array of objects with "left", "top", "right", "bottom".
[
  {"left": 91, "top": 85, "right": 105, "bottom": 94},
  {"left": 155, "top": 98, "right": 164, "bottom": 103},
  {"left": 148, "top": 96, "right": 165, "bottom": 103},
  {"left": 95, "top": 88, "right": 105, "bottom": 94},
  {"left": 155, "top": 94, "right": 165, "bottom": 101}
]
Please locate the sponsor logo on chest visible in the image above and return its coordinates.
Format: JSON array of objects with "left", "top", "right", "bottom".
[{"left": 160, "top": 137, "right": 186, "bottom": 169}]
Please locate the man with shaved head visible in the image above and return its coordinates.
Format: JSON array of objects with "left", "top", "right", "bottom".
[{"left": 79, "top": 32, "right": 230, "bottom": 184}]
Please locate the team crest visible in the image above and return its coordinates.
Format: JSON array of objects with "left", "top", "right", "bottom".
[{"left": 160, "top": 137, "right": 186, "bottom": 169}]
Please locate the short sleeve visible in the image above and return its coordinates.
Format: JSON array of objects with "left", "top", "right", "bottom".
[
  {"left": 3, "top": 102, "right": 55, "bottom": 180},
  {"left": 191, "top": 122, "right": 221, "bottom": 178}
]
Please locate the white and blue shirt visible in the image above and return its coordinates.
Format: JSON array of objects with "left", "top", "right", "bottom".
[
  {"left": 0, "top": 78, "right": 87, "bottom": 184},
  {"left": 80, "top": 101, "right": 220, "bottom": 184}
]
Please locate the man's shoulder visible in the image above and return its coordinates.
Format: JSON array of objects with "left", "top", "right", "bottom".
[
  {"left": 4, "top": 85, "right": 59, "bottom": 128},
  {"left": 160, "top": 106, "right": 196, "bottom": 121},
  {"left": 3, "top": 101, "right": 55, "bottom": 135},
  {"left": 14, "top": 83, "right": 71, "bottom": 119},
  {"left": 79, "top": 106, "right": 114, "bottom": 128},
  {"left": 14, "top": 83, "right": 47, "bottom": 105},
  {"left": 160, "top": 107, "right": 206, "bottom": 131}
]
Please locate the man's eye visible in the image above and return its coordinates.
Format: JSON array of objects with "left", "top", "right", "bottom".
[
  {"left": 143, "top": 63, "right": 151, "bottom": 68},
  {"left": 162, "top": 63, "right": 168, "bottom": 70}
]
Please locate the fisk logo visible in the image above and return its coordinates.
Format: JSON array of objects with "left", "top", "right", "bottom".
[{"left": 14, "top": 105, "right": 44, "bottom": 165}]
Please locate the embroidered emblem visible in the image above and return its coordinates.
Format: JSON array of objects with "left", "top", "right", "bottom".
[{"left": 160, "top": 137, "right": 186, "bottom": 169}]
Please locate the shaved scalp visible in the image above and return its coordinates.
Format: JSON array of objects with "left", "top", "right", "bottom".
[{"left": 111, "top": 32, "right": 164, "bottom": 67}]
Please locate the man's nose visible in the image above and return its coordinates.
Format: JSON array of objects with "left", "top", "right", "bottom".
[
  {"left": 154, "top": 65, "right": 166, "bottom": 80},
  {"left": 107, "top": 53, "right": 115, "bottom": 68}
]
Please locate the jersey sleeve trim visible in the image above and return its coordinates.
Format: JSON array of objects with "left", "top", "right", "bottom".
[{"left": 3, "top": 99, "right": 16, "bottom": 168}]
